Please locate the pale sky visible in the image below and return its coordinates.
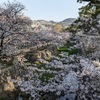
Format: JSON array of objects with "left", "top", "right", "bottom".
[{"left": 0, "top": 0, "right": 86, "bottom": 22}]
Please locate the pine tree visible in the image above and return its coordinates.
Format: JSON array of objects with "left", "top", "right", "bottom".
[{"left": 69, "top": 0, "right": 100, "bottom": 34}]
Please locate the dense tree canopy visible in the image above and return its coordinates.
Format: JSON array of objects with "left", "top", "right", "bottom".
[
  {"left": 69, "top": 0, "right": 100, "bottom": 34},
  {"left": 0, "top": 1, "right": 32, "bottom": 55}
]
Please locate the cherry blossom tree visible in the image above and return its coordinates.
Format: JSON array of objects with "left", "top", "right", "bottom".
[{"left": 0, "top": 1, "right": 32, "bottom": 56}]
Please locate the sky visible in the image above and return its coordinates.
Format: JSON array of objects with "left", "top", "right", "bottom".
[{"left": 0, "top": 0, "right": 86, "bottom": 22}]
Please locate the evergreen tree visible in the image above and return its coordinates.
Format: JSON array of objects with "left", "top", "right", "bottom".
[{"left": 69, "top": 0, "right": 100, "bottom": 34}]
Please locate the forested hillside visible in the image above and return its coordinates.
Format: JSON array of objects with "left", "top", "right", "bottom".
[{"left": 0, "top": 0, "right": 100, "bottom": 100}]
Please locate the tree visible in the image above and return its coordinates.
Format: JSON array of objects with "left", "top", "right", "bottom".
[
  {"left": 77, "top": 0, "right": 100, "bottom": 4},
  {"left": 0, "top": 1, "right": 32, "bottom": 55},
  {"left": 69, "top": 0, "right": 100, "bottom": 34},
  {"left": 53, "top": 23, "right": 63, "bottom": 33}
]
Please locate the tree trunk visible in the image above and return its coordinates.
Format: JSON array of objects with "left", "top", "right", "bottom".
[{"left": 0, "top": 33, "right": 4, "bottom": 56}]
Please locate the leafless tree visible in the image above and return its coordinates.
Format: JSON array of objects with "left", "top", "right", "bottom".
[{"left": 0, "top": 1, "right": 32, "bottom": 55}]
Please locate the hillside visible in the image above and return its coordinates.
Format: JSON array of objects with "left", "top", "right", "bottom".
[
  {"left": 0, "top": 18, "right": 100, "bottom": 100},
  {"left": 61, "top": 18, "right": 76, "bottom": 25},
  {"left": 31, "top": 18, "right": 76, "bottom": 33}
]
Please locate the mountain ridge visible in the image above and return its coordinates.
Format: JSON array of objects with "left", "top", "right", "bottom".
[{"left": 61, "top": 18, "right": 76, "bottom": 24}]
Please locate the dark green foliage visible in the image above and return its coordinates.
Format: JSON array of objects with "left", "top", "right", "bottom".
[
  {"left": 45, "top": 57, "right": 53, "bottom": 62},
  {"left": 57, "top": 41, "right": 79, "bottom": 56},
  {"left": 40, "top": 72, "right": 54, "bottom": 83},
  {"left": 40, "top": 92, "right": 57, "bottom": 100},
  {"left": 58, "top": 46, "right": 79, "bottom": 55},
  {"left": 0, "top": 58, "right": 13, "bottom": 67},
  {"left": 39, "top": 46, "right": 48, "bottom": 51},
  {"left": 34, "top": 62, "right": 61, "bottom": 83},
  {"left": 69, "top": 49, "right": 79, "bottom": 55},
  {"left": 38, "top": 62, "right": 46, "bottom": 69},
  {"left": 20, "top": 93, "right": 30, "bottom": 100},
  {"left": 57, "top": 46, "right": 69, "bottom": 52},
  {"left": 24, "top": 51, "right": 35, "bottom": 63},
  {"left": 62, "top": 60, "right": 76, "bottom": 64},
  {"left": 0, "top": 97, "right": 6, "bottom": 100},
  {"left": 69, "top": 0, "right": 100, "bottom": 34},
  {"left": 35, "top": 61, "right": 61, "bottom": 71},
  {"left": 86, "top": 48, "right": 95, "bottom": 55},
  {"left": 77, "top": 0, "right": 100, "bottom": 4}
]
